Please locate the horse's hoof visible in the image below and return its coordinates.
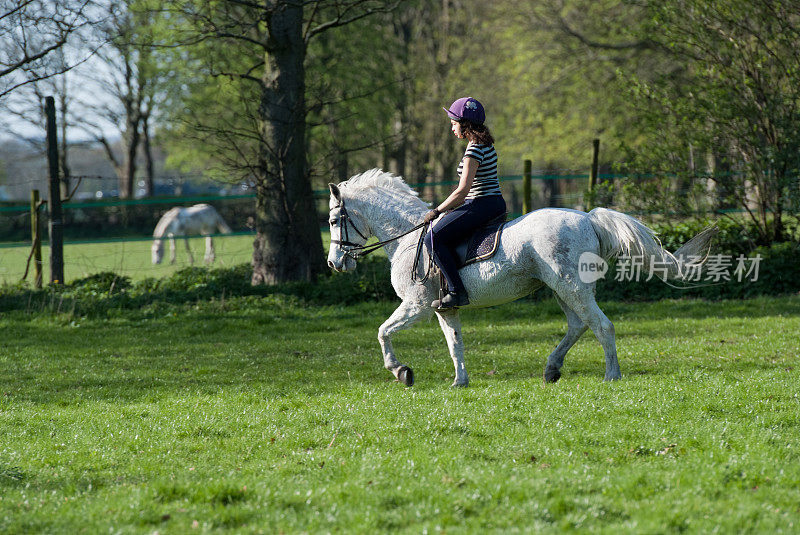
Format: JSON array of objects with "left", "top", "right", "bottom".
[
  {"left": 397, "top": 366, "right": 414, "bottom": 387},
  {"left": 543, "top": 367, "right": 561, "bottom": 383},
  {"left": 450, "top": 381, "right": 468, "bottom": 388}
]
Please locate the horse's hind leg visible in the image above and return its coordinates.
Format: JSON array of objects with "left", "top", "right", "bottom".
[
  {"left": 544, "top": 296, "right": 588, "bottom": 383},
  {"left": 184, "top": 238, "right": 194, "bottom": 264},
  {"left": 556, "top": 287, "right": 621, "bottom": 381},
  {"left": 436, "top": 309, "right": 468, "bottom": 387},
  {"left": 378, "top": 300, "right": 432, "bottom": 386}
]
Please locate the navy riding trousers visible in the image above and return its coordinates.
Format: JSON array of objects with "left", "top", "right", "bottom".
[{"left": 423, "top": 195, "right": 506, "bottom": 294}]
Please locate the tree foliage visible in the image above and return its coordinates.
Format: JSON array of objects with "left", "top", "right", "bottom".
[
  {"left": 623, "top": 0, "right": 800, "bottom": 242},
  {"left": 485, "top": 0, "right": 667, "bottom": 169},
  {"left": 4, "top": 0, "right": 800, "bottom": 287}
]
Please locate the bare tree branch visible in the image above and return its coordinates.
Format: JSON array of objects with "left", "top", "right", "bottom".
[
  {"left": 0, "top": 0, "right": 102, "bottom": 96},
  {"left": 554, "top": 12, "right": 652, "bottom": 51},
  {"left": 305, "top": 0, "right": 399, "bottom": 43}
]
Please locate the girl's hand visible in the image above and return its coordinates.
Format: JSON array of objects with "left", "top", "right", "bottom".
[{"left": 423, "top": 209, "right": 440, "bottom": 223}]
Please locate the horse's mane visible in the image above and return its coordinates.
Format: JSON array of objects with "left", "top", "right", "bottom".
[
  {"left": 153, "top": 207, "right": 181, "bottom": 238},
  {"left": 340, "top": 168, "right": 428, "bottom": 211}
]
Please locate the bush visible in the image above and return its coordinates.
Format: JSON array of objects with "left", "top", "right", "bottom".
[
  {"left": 650, "top": 217, "right": 761, "bottom": 256},
  {"left": 0, "top": 256, "right": 395, "bottom": 316},
  {"left": 595, "top": 240, "right": 800, "bottom": 301},
  {"left": 65, "top": 272, "right": 132, "bottom": 297}
]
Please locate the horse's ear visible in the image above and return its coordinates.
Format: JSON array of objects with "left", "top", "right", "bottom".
[{"left": 329, "top": 183, "right": 341, "bottom": 203}]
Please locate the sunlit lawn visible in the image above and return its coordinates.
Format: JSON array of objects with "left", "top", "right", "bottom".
[
  {"left": 1, "top": 296, "right": 799, "bottom": 532},
  {"left": 0, "top": 231, "right": 334, "bottom": 284}
]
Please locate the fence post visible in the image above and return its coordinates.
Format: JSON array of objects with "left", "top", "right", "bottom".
[
  {"left": 523, "top": 159, "right": 532, "bottom": 214},
  {"left": 590, "top": 138, "right": 600, "bottom": 190},
  {"left": 586, "top": 138, "right": 600, "bottom": 210},
  {"left": 30, "top": 189, "right": 43, "bottom": 288},
  {"left": 45, "top": 96, "right": 64, "bottom": 285}
]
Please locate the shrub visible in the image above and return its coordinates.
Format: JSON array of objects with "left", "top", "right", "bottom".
[
  {"left": 65, "top": 272, "right": 132, "bottom": 297},
  {"left": 0, "top": 256, "right": 396, "bottom": 316},
  {"left": 595, "top": 241, "right": 800, "bottom": 301},
  {"left": 650, "top": 217, "right": 761, "bottom": 256}
]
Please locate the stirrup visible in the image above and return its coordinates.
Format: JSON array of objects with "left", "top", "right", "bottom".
[{"left": 431, "top": 292, "right": 469, "bottom": 310}]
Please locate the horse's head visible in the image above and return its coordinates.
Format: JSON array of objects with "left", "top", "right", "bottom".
[
  {"left": 327, "top": 183, "right": 368, "bottom": 272},
  {"left": 151, "top": 239, "right": 164, "bottom": 264}
]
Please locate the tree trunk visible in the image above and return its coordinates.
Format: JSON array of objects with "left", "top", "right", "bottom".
[
  {"left": 325, "top": 101, "right": 348, "bottom": 182},
  {"left": 252, "top": 3, "right": 324, "bottom": 285},
  {"left": 119, "top": 53, "right": 141, "bottom": 199},
  {"left": 333, "top": 150, "right": 348, "bottom": 182},
  {"left": 120, "top": 115, "right": 140, "bottom": 198},
  {"left": 772, "top": 174, "right": 785, "bottom": 242},
  {"left": 544, "top": 164, "right": 559, "bottom": 207},
  {"left": 387, "top": 106, "right": 406, "bottom": 178},
  {"left": 58, "top": 89, "right": 70, "bottom": 200},
  {"left": 142, "top": 110, "right": 154, "bottom": 197}
]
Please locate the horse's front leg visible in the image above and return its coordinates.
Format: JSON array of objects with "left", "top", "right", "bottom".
[
  {"left": 436, "top": 309, "right": 468, "bottom": 387},
  {"left": 378, "top": 300, "right": 432, "bottom": 386},
  {"left": 169, "top": 237, "right": 177, "bottom": 264},
  {"left": 204, "top": 236, "right": 215, "bottom": 263}
]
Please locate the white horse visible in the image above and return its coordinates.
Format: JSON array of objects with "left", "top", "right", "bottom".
[
  {"left": 327, "top": 169, "right": 716, "bottom": 387},
  {"left": 152, "top": 204, "right": 233, "bottom": 264}
]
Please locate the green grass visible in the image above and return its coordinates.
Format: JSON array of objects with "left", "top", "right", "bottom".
[
  {"left": 1, "top": 296, "right": 800, "bottom": 533},
  {"left": 0, "top": 232, "right": 334, "bottom": 284}
]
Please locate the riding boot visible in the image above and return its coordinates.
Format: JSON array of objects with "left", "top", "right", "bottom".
[{"left": 431, "top": 291, "right": 470, "bottom": 310}]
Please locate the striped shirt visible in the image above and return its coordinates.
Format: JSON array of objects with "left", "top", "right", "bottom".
[{"left": 458, "top": 143, "right": 502, "bottom": 199}]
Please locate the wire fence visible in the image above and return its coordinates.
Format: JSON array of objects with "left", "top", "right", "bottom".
[
  {"left": 0, "top": 170, "right": 745, "bottom": 284},
  {"left": 0, "top": 233, "right": 258, "bottom": 284}
]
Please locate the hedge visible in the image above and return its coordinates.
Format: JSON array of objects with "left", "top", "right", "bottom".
[{"left": 1, "top": 219, "right": 797, "bottom": 316}]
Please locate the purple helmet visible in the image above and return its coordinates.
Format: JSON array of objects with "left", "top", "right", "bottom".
[{"left": 442, "top": 97, "right": 485, "bottom": 124}]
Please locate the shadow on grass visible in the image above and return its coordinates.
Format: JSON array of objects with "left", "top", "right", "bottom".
[
  {"left": 1, "top": 308, "right": 445, "bottom": 405},
  {"left": 2, "top": 264, "right": 798, "bottom": 406}
]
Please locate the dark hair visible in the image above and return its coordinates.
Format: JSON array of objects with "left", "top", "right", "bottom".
[{"left": 459, "top": 120, "right": 494, "bottom": 145}]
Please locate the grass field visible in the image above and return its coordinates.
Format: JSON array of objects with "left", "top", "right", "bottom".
[
  {"left": 2, "top": 294, "right": 800, "bottom": 533},
  {"left": 0, "top": 232, "right": 336, "bottom": 284}
]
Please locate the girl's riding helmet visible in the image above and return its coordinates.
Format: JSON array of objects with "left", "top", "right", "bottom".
[{"left": 442, "top": 97, "right": 485, "bottom": 124}]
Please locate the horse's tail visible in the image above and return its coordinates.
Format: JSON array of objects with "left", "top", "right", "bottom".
[{"left": 586, "top": 207, "right": 716, "bottom": 281}]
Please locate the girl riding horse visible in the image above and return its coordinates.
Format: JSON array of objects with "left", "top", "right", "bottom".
[{"left": 423, "top": 97, "right": 506, "bottom": 310}]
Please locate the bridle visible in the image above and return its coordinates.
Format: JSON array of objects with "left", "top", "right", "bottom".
[
  {"left": 330, "top": 200, "right": 429, "bottom": 271},
  {"left": 330, "top": 201, "right": 372, "bottom": 259}
]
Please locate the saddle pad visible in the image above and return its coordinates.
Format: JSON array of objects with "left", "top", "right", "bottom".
[{"left": 454, "top": 215, "right": 506, "bottom": 267}]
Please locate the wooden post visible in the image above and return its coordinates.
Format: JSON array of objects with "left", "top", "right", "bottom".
[
  {"left": 587, "top": 138, "right": 600, "bottom": 210},
  {"left": 590, "top": 138, "right": 600, "bottom": 190},
  {"left": 45, "top": 96, "right": 64, "bottom": 285},
  {"left": 30, "top": 190, "right": 43, "bottom": 288},
  {"left": 523, "top": 159, "right": 532, "bottom": 214}
]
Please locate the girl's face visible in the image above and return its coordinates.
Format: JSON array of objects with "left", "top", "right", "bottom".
[{"left": 450, "top": 119, "right": 464, "bottom": 138}]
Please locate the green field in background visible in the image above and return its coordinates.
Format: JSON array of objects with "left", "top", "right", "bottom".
[{"left": 0, "top": 232, "right": 334, "bottom": 284}]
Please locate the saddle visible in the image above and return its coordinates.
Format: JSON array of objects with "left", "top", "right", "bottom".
[
  {"left": 413, "top": 213, "right": 507, "bottom": 289},
  {"left": 453, "top": 213, "right": 507, "bottom": 267}
]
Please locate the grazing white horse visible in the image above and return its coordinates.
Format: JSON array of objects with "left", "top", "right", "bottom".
[
  {"left": 152, "top": 204, "right": 232, "bottom": 264},
  {"left": 327, "top": 169, "right": 715, "bottom": 387}
]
